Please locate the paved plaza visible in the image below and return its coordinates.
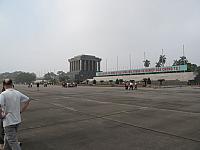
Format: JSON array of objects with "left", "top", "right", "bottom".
[{"left": 16, "top": 85, "right": 200, "bottom": 150}]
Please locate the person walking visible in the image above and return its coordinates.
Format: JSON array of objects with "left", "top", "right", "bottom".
[{"left": 0, "top": 79, "right": 31, "bottom": 150}]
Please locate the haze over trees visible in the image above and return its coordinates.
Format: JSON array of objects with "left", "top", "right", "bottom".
[
  {"left": 0, "top": 71, "right": 36, "bottom": 84},
  {"left": 173, "top": 56, "right": 198, "bottom": 72},
  {"left": 173, "top": 56, "right": 188, "bottom": 66},
  {"left": 43, "top": 71, "right": 70, "bottom": 84},
  {"left": 0, "top": 70, "right": 70, "bottom": 84}
]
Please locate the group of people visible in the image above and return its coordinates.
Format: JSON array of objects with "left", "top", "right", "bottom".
[
  {"left": 0, "top": 79, "right": 30, "bottom": 150},
  {"left": 125, "top": 81, "right": 138, "bottom": 90},
  {"left": 62, "top": 82, "right": 77, "bottom": 88}
]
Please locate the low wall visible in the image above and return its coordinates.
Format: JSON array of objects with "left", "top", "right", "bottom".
[{"left": 94, "top": 72, "right": 195, "bottom": 82}]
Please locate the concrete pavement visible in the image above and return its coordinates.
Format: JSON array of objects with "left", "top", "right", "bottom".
[{"left": 15, "top": 85, "right": 200, "bottom": 150}]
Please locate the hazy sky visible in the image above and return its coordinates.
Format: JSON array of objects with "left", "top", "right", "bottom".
[{"left": 0, "top": 0, "right": 200, "bottom": 76}]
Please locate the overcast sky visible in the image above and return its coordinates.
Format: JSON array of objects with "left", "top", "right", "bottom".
[{"left": 0, "top": 0, "right": 200, "bottom": 76}]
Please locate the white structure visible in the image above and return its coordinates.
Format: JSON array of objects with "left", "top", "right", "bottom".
[
  {"left": 94, "top": 65, "right": 196, "bottom": 82},
  {"left": 94, "top": 72, "right": 195, "bottom": 82}
]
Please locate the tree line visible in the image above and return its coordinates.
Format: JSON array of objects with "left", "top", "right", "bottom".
[
  {"left": 0, "top": 71, "right": 70, "bottom": 85},
  {"left": 0, "top": 71, "right": 36, "bottom": 84},
  {"left": 143, "top": 54, "right": 199, "bottom": 73},
  {"left": 42, "top": 71, "right": 70, "bottom": 84},
  {"left": 1, "top": 55, "right": 200, "bottom": 85}
]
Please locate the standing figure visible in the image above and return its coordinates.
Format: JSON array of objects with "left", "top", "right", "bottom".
[
  {"left": 125, "top": 82, "right": 129, "bottom": 90},
  {"left": 36, "top": 83, "right": 40, "bottom": 91},
  {"left": 0, "top": 87, "right": 5, "bottom": 149},
  {"left": 134, "top": 82, "right": 138, "bottom": 90},
  {"left": 0, "top": 79, "right": 31, "bottom": 150},
  {"left": 129, "top": 82, "right": 133, "bottom": 90}
]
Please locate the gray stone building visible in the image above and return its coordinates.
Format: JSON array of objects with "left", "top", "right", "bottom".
[{"left": 67, "top": 55, "right": 102, "bottom": 82}]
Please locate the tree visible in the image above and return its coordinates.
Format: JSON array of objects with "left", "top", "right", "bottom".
[
  {"left": 147, "top": 78, "right": 151, "bottom": 85},
  {"left": 187, "top": 63, "right": 197, "bottom": 72},
  {"left": 143, "top": 78, "right": 148, "bottom": 87},
  {"left": 155, "top": 62, "right": 161, "bottom": 67},
  {"left": 172, "top": 56, "right": 198, "bottom": 72},
  {"left": 143, "top": 59, "right": 150, "bottom": 68},
  {"left": 57, "top": 71, "right": 70, "bottom": 82},
  {"left": 173, "top": 56, "right": 188, "bottom": 66},
  {"left": 0, "top": 71, "right": 23, "bottom": 83},
  {"left": 159, "top": 55, "right": 166, "bottom": 67},
  {"left": 15, "top": 72, "right": 36, "bottom": 84},
  {"left": 119, "top": 79, "right": 124, "bottom": 84},
  {"left": 115, "top": 79, "right": 119, "bottom": 84},
  {"left": 179, "top": 56, "right": 188, "bottom": 65},
  {"left": 194, "top": 66, "right": 200, "bottom": 83},
  {"left": 43, "top": 72, "right": 58, "bottom": 84},
  {"left": 109, "top": 80, "right": 113, "bottom": 84},
  {"left": 195, "top": 66, "right": 200, "bottom": 75},
  {"left": 173, "top": 60, "right": 179, "bottom": 66}
]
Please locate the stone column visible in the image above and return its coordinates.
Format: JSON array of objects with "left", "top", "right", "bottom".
[
  {"left": 93, "top": 61, "right": 96, "bottom": 71},
  {"left": 75, "top": 61, "right": 77, "bottom": 71},
  {"left": 85, "top": 60, "right": 88, "bottom": 71},
  {"left": 74, "top": 61, "right": 76, "bottom": 71},
  {"left": 97, "top": 61, "right": 100, "bottom": 72},
  {"left": 84, "top": 60, "right": 87, "bottom": 71},
  {"left": 91, "top": 60, "right": 94, "bottom": 71},
  {"left": 91, "top": 60, "right": 93, "bottom": 71},
  {"left": 88, "top": 60, "right": 90, "bottom": 71},
  {"left": 70, "top": 62, "right": 72, "bottom": 72},
  {"left": 87, "top": 60, "right": 90, "bottom": 71},
  {"left": 82, "top": 60, "right": 84, "bottom": 71},
  {"left": 79, "top": 60, "right": 82, "bottom": 71},
  {"left": 73, "top": 61, "right": 75, "bottom": 71},
  {"left": 89, "top": 60, "right": 91, "bottom": 71},
  {"left": 71, "top": 61, "right": 73, "bottom": 71},
  {"left": 77, "top": 60, "right": 79, "bottom": 71},
  {"left": 76, "top": 61, "right": 78, "bottom": 71},
  {"left": 69, "top": 62, "right": 71, "bottom": 72},
  {"left": 94, "top": 61, "right": 97, "bottom": 71}
]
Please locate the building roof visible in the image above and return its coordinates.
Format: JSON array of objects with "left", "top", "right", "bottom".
[{"left": 68, "top": 54, "right": 102, "bottom": 62}]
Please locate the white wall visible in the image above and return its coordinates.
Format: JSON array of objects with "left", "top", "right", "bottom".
[{"left": 94, "top": 72, "right": 195, "bottom": 82}]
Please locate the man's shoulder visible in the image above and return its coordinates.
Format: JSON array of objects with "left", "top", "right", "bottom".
[
  {"left": 3, "top": 89, "right": 21, "bottom": 96},
  {"left": 1, "top": 91, "right": 6, "bottom": 94}
]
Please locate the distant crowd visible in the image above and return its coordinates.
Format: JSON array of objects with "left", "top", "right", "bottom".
[{"left": 124, "top": 81, "right": 138, "bottom": 90}]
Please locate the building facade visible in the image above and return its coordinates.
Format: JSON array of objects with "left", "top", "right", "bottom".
[
  {"left": 94, "top": 65, "right": 196, "bottom": 83},
  {"left": 67, "top": 55, "right": 101, "bottom": 82}
]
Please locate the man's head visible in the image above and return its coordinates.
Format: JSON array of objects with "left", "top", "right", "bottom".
[{"left": 3, "top": 79, "right": 13, "bottom": 89}]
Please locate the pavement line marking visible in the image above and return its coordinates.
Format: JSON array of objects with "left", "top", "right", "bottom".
[
  {"left": 61, "top": 96, "right": 200, "bottom": 115},
  {"left": 103, "top": 117, "right": 200, "bottom": 143},
  {"left": 23, "top": 99, "right": 200, "bottom": 144},
  {"left": 51, "top": 103, "right": 77, "bottom": 111},
  {"left": 80, "top": 98, "right": 111, "bottom": 104},
  {"left": 53, "top": 96, "right": 111, "bottom": 104},
  {"left": 32, "top": 96, "right": 200, "bottom": 115},
  {"left": 62, "top": 96, "right": 71, "bottom": 99}
]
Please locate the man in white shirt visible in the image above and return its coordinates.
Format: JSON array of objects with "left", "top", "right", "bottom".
[{"left": 0, "top": 79, "right": 30, "bottom": 150}]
